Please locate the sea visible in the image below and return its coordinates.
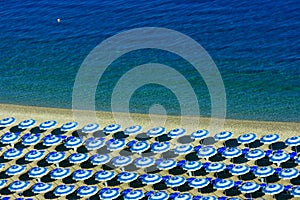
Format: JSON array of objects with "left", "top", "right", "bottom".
[{"left": 0, "top": 0, "right": 299, "bottom": 122}]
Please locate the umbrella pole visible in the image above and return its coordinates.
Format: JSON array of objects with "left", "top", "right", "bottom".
[
  {"left": 104, "top": 182, "right": 107, "bottom": 187},
  {"left": 38, "top": 178, "right": 41, "bottom": 182},
  {"left": 56, "top": 163, "right": 59, "bottom": 168},
  {"left": 121, "top": 167, "right": 125, "bottom": 172},
  {"left": 188, "top": 171, "right": 192, "bottom": 177}
]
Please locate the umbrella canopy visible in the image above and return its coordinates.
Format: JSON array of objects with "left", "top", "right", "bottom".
[
  {"left": 82, "top": 123, "right": 100, "bottom": 133},
  {"left": 148, "top": 191, "right": 169, "bottom": 200},
  {"left": 151, "top": 142, "right": 170, "bottom": 154},
  {"left": 22, "top": 133, "right": 41, "bottom": 146},
  {"left": 157, "top": 159, "right": 177, "bottom": 170},
  {"left": 25, "top": 150, "right": 45, "bottom": 161},
  {"left": 39, "top": 120, "right": 57, "bottom": 130},
  {"left": 131, "top": 141, "right": 150, "bottom": 154},
  {"left": 262, "top": 184, "right": 284, "bottom": 195},
  {"left": 32, "top": 183, "right": 53, "bottom": 194},
  {"left": 142, "top": 174, "right": 162, "bottom": 185},
  {"left": 147, "top": 127, "right": 166, "bottom": 137},
  {"left": 90, "top": 154, "right": 111, "bottom": 165},
  {"left": 174, "top": 193, "right": 192, "bottom": 200},
  {"left": 124, "top": 190, "right": 145, "bottom": 200},
  {"left": 54, "top": 184, "right": 75, "bottom": 196},
  {"left": 296, "top": 156, "right": 300, "bottom": 164},
  {"left": 118, "top": 172, "right": 138, "bottom": 183},
  {"left": 260, "top": 134, "right": 280, "bottom": 144},
  {"left": 28, "top": 167, "right": 48, "bottom": 178},
  {"left": 191, "top": 130, "right": 209, "bottom": 140},
  {"left": 188, "top": 178, "right": 210, "bottom": 188},
  {"left": 43, "top": 134, "right": 62, "bottom": 146},
  {"left": 50, "top": 168, "right": 71, "bottom": 179},
  {"left": 291, "top": 187, "right": 300, "bottom": 197},
  {"left": 1, "top": 132, "right": 19, "bottom": 145},
  {"left": 18, "top": 119, "right": 36, "bottom": 129},
  {"left": 69, "top": 153, "right": 89, "bottom": 164},
  {"left": 95, "top": 170, "right": 116, "bottom": 182},
  {"left": 0, "top": 117, "right": 16, "bottom": 127},
  {"left": 0, "top": 180, "right": 8, "bottom": 189},
  {"left": 285, "top": 136, "right": 300, "bottom": 147},
  {"left": 269, "top": 152, "right": 290, "bottom": 165},
  {"left": 103, "top": 124, "right": 121, "bottom": 134},
  {"left": 198, "top": 196, "right": 217, "bottom": 200},
  {"left": 197, "top": 146, "right": 217, "bottom": 160},
  {"left": 3, "top": 148, "right": 23, "bottom": 160},
  {"left": 99, "top": 188, "right": 120, "bottom": 200},
  {"left": 9, "top": 181, "right": 30, "bottom": 192},
  {"left": 174, "top": 144, "right": 193, "bottom": 155},
  {"left": 60, "top": 122, "right": 78, "bottom": 132},
  {"left": 239, "top": 182, "right": 260, "bottom": 193},
  {"left": 124, "top": 125, "right": 142, "bottom": 135},
  {"left": 112, "top": 156, "right": 133, "bottom": 168},
  {"left": 278, "top": 168, "right": 299, "bottom": 179},
  {"left": 206, "top": 163, "right": 226, "bottom": 173},
  {"left": 222, "top": 147, "right": 242, "bottom": 158},
  {"left": 134, "top": 157, "right": 155, "bottom": 168},
  {"left": 6, "top": 165, "right": 26, "bottom": 176},
  {"left": 214, "top": 179, "right": 234, "bottom": 190},
  {"left": 237, "top": 133, "right": 257, "bottom": 144},
  {"left": 72, "top": 169, "right": 93, "bottom": 181},
  {"left": 107, "top": 139, "right": 126, "bottom": 151},
  {"left": 64, "top": 136, "right": 83, "bottom": 149},
  {"left": 168, "top": 128, "right": 186, "bottom": 138},
  {"left": 85, "top": 137, "right": 105, "bottom": 150},
  {"left": 46, "top": 152, "right": 66, "bottom": 164},
  {"left": 77, "top": 186, "right": 98, "bottom": 197},
  {"left": 245, "top": 149, "right": 265, "bottom": 160},
  {"left": 214, "top": 131, "right": 233, "bottom": 141},
  {"left": 165, "top": 176, "right": 186, "bottom": 187},
  {"left": 254, "top": 166, "right": 275, "bottom": 178},
  {"left": 182, "top": 161, "right": 202, "bottom": 172},
  {"left": 230, "top": 165, "right": 250, "bottom": 176}
]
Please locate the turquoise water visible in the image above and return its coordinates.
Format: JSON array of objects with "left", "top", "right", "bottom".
[{"left": 0, "top": 0, "right": 299, "bottom": 121}]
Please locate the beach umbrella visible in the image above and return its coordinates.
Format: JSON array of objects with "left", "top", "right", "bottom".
[
  {"left": 39, "top": 120, "right": 57, "bottom": 130},
  {"left": 222, "top": 147, "right": 242, "bottom": 159},
  {"left": 190, "top": 130, "right": 209, "bottom": 140},
  {"left": 157, "top": 159, "right": 177, "bottom": 170},
  {"left": 85, "top": 137, "right": 105, "bottom": 150},
  {"left": 260, "top": 134, "right": 280, "bottom": 144},
  {"left": 25, "top": 150, "right": 45, "bottom": 161},
  {"left": 54, "top": 184, "right": 75, "bottom": 196},
  {"left": 6, "top": 165, "right": 26, "bottom": 176},
  {"left": 214, "top": 179, "right": 234, "bottom": 190},
  {"left": 142, "top": 174, "right": 162, "bottom": 185},
  {"left": 0, "top": 163, "right": 4, "bottom": 170},
  {"left": 174, "top": 193, "right": 192, "bottom": 200},
  {"left": 118, "top": 172, "right": 139, "bottom": 183},
  {"left": 124, "top": 190, "right": 145, "bottom": 200},
  {"left": 28, "top": 167, "right": 48, "bottom": 182},
  {"left": 269, "top": 152, "right": 290, "bottom": 166},
  {"left": 168, "top": 128, "right": 186, "bottom": 138},
  {"left": 69, "top": 153, "right": 89, "bottom": 164},
  {"left": 3, "top": 148, "right": 23, "bottom": 160},
  {"left": 148, "top": 191, "right": 169, "bottom": 200},
  {"left": 107, "top": 139, "right": 126, "bottom": 151},
  {"left": 174, "top": 144, "right": 193, "bottom": 155},
  {"left": 9, "top": 181, "right": 30, "bottom": 192},
  {"left": 278, "top": 168, "right": 299, "bottom": 179},
  {"left": 254, "top": 166, "right": 275, "bottom": 183},
  {"left": 147, "top": 127, "right": 166, "bottom": 138},
  {"left": 285, "top": 136, "right": 300, "bottom": 147},
  {"left": 296, "top": 156, "right": 300, "bottom": 164},
  {"left": 50, "top": 168, "right": 71, "bottom": 180},
  {"left": 95, "top": 170, "right": 115, "bottom": 186},
  {"left": 46, "top": 151, "right": 66, "bottom": 167},
  {"left": 182, "top": 161, "right": 202, "bottom": 176},
  {"left": 60, "top": 122, "right": 78, "bottom": 132},
  {"left": 198, "top": 196, "right": 217, "bottom": 200},
  {"left": 230, "top": 165, "right": 250, "bottom": 176},
  {"left": 124, "top": 125, "right": 142, "bottom": 135},
  {"left": 245, "top": 149, "right": 265, "bottom": 160},
  {"left": 291, "top": 187, "right": 300, "bottom": 197},
  {"left": 90, "top": 154, "right": 111, "bottom": 165},
  {"left": 188, "top": 178, "right": 210, "bottom": 189},
  {"left": 165, "top": 176, "right": 186, "bottom": 188},
  {"left": 1, "top": 132, "right": 20, "bottom": 147},
  {"left": 237, "top": 133, "right": 257, "bottom": 145},
  {"left": 0, "top": 180, "right": 8, "bottom": 189},
  {"left": 262, "top": 184, "right": 284, "bottom": 195},
  {"left": 131, "top": 141, "right": 150, "bottom": 154},
  {"left": 103, "top": 124, "right": 121, "bottom": 134},
  {"left": 0, "top": 117, "right": 16, "bottom": 127},
  {"left": 82, "top": 123, "right": 100, "bottom": 133},
  {"left": 64, "top": 136, "right": 83, "bottom": 151},
  {"left": 22, "top": 133, "right": 41, "bottom": 146},
  {"left": 99, "top": 188, "right": 120, "bottom": 200},
  {"left": 151, "top": 142, "right": 170, "bottom": 154},
  {"left": 206, "top": 163, "right": 226, "bottom": 173},
  {"left": 31, "top": 183, "right": 53, "bottom": 194},
  {"left": 134, "top": 157, "right": 155, "bottom": 168},
  {"left": 43, "top": 134, "right": 62, "bottom": 146},
  {"left": 72, "top": 169, "right": 93, "bottom": 181},
  {"left": 112, "top": 156, "right": 133, "bottom": 171},
  {"left": 197, "top": 146, "right": 217, "bottom": 160},
  {"left": 18, "top": 119, "right": 36, "bottom": 129},
  {"left": 214, "top": 131, "right": 233, "bottom": 141},
  {"left": 77, "top": 186, "right": 98, "bottom": 197},
  {"left": 239, "top": 182, "right": 260, "bottom": 193}
]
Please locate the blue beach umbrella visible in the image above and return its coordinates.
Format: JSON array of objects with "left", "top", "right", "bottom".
[
  {"left": 262, "top": 184, "right": 284, "bottom": 195},
  {"left": 214, "top": 131, "right": 233, "bottom": 141},
  {"left": 82, "top": 123, "right": 100, "bottom": 133},
  {"left": 254, "top": 166, "right": 275, "bottom": 183},
  {"left": 39, "top": 120, "right": 57, "bottom": 130},
  {"left": 197, "top": 146, "right": 217, "bottom": 160},
  {"left": 182, "top": 161, "right": 202, "bottom": 176},
  {"left": 174, "top": 193, "right": 192, "bottom": 200},
  {"left": 46, "top": 151, "right": 66, "bottom": 167},
  {"left": 124, "top": 189, "right": 145, "bottom": 200},
  {"left": 237, "top": 133, "right": 257, "bottom": 145},
  {"left": 190, "top": 130, "right": 209, "bottom": 140},
  {"left": 174, "top": 144, "right": 193, "bottom": 155},
  {"left": 151, "top": 142, "right": 170, "bottom": 154},
  {"left": 3, "top": 148, "right": 23, "bottom": 160},
  {"left": 0, "top": 117, "right": 16, "bottom": 127},
  {"left": 50, "top": 168, "right": 71, "bottom": 179},
  {"left": 131, "top": 141, "right": 150, "bottom": 154},
  {"left": 85, "top": 137, "right": 105, "bottom": 150},
  {"left": 6, "top": 165, "right": 26, "bottom": 176},
  {"left": 206, "top": 163, "right": 226, "bottom": 173},
  {"left": 112, "top": 156, "right": 133, "bottom": 171},
  {"left": 134, "top": 157, "right": 155, "bottom": 168},
  {"left": 285, "top": 136, "right": 300, "bottom": 147},
  {"left": 239, "top": 182, "right": 260, "bottom": 193},
  {"left": 0, "top": 163, "right": 4, "bottom": 170},
  {"left": 1, "top": 132, "right": 20, "bottom": 146},
  {"left": 90, "top": 154, "right": 111, "bottom": 165},
  {"left": 72, "top": 169, "right": 93, "bottom": 181},
  {"left": 69, "top": 153, "right": 89, "bottom": 164},
  {"left": 147, "top": 127, "right": 166, "bottom": 138},
  {"left": 107, "top": 139, "right": 126, "bottom": 151},
  {"left": 142, "top": 174, "right": 162, "bottom": 185},
  {"left": 168, "top": 128, "right": 186, "bottom": 138},
  {"left": 25, "top": 150, "right": 45, "bottom": 161},
  {"left": 214, "top": 179, "right": 234, "bottom": 190},
  {"left": 260, "top": 134, "right": 280, "bottom": 144},
  {"left": 165, "top": 176, "right": 186, "bottom": 188},
  {"left": 28, "top": 167, "right": 48, "bottom": 182},
  {"left": 18, "top": 119, "right": 36, "bottom": 129},
  {"left": 269, "top": 152, "right": 290, "bottom": 166},
  {"left": 22, "top": 133, "right": 41, "bottom": 146},
  {"left": 188, "top": 178, "right": 210, "bottom": 189},
  {"left": 245, "top": 149, "right": 265, "bottom": 160},
  {"left": 43, "top": 134, "right": 62, "bottom": 146},
  {"left": 60, "top": 122, "right": 78, "bottom": 132},
  {"left": 278, "top": 168, "right": 299, "bottom": 179},
  {"left": 32, "top": 182, "right": 53, "bottom": 194},
  {"left": 157, "top": 159, "right": 177, "bottom": 170},
  {"left": 291, "top": 187, "right": 300, "bottom": 197},
  {"left": 124, "top": 125, "right": 142, "bottom": 135},
  {"left": 118, "top": 172, "right": 138, "bottom": 183},
  {"left": 9, "top": 181, "right": 30, "bottom": 192},
  {"left": 54, "top": 184, "right": 75, "bottom": 196},
  {"left": 77, "top": 186, "right": 98, "bottom": 197},
  {"left": 103, "top": 124, "right": 121, "bottom": 134},
  {"left": 95, "top": 170, "right": 115, "bottom": 186},
  {"left": 149, "top": 191, "right": 169, "bottom": 200},
  {"left": 230, "top": 165, "right": 250, "bottom": 176},
  {"left": 296, "top": 156, "right": 300, "bottom": 164},
  {"left": 198, "top": 196, "right": 217, "bottom": 200},
  {"left": 64, "top": 136, "right": 83, "bottom": 151},
  {"left": 0, "top": 179, "right": 8, "bottom": 189},
  {"left": 99, "top": 188, "right": 120, "bottom": 200},
  {"left": 222, "top": 147, "right": 242, "bottom": 159}
]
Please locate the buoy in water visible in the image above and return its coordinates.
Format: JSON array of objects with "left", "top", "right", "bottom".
[{"left": 57, "top": 18, "right": 61, "bottom": 23}]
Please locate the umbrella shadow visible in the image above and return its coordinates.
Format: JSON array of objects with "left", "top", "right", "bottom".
[
  {"left": 177, "top": 183, "right": 191, "bottom": 192},
  {"left": 14, "top": 141, "right": 26, "bottom": 150},
  {"left": 62, "top": 175, "right": 77, "bottom": 184},
  {"left": 34, "top": 142, "right": 49, "bottom": 150},
  {"left": 107, "top": 176, "right": 120, "bottom": 186},
  {"left": 209, "top": 154, "right": 226, "bottom": 162},
  {"left": 77, "top": 145, "right": 89, "bottom": 153},
  {"left": 291, "top": 177, "right": 300, "bottom": 185},
  {"left": 135, "top": 133, "right": 151, "bottom": 141},
  {"left": 201, "top": 137, "right": 215, "bottom": 145},
  {"left": 281, "top": 160, "right": 297, "bottom": 168},
  {"left": 59, "top": 159, "right": 74, "bottom": 168},
  {"left": 124, "top": 163, "right": 138, "bottom": 172},
  {"left": 169, "top": 167, "right": 186, "bottom": 175},
  {"left": 232, "top": 155, "right": 248, "bottom": 164},
  {"left": 23, "top": 189, "right": 35, "bottom": 197},
  {"left": 93, "top": 130, "right": 106, "bottom": 138},
  {"left": 96, "top": 146, "right": 110, "bottom": 155},
  {"left": 84, "top": 176, "right": 98, "bottom": 185},
  {"left": 51, "top": 128, "right": 64, "bottom": 135},
  {"left": 0, "top": 156, "right": 10, "bottom": 163},
  {"left": 16, "top": 157, "right": 31, "bottom": 165},
  {"left": 10, "top": 125, "right": 23, "bottom": 133},
  {"left": 41, "top": 174, "right": 54, "bottom": 183},
  {"left": 275, "top": 192, "right": 293, "bottom": 200},
  {"left": 200, "top": 184, "right": 216, "bottom": 194},
  {"left": 157, "top": 134, "right": 171, "bottom": 142},
  {"left": 250, "top": 189, "right": 264, "bottom": 198},
  {"left": 129, "top": 179, "right": 145, "bottom": 188},
  {"left": 240, "top": 171, "right": 256, "bottom": 181},
  {"left": 0, "top": 187, "right": 13, "bottom": 195},
  {"left": 141, "top": 149, "right": 155, "bottom": 157},
  {"left": 177, "top": 136, "right": 193, "bottom": 144},
  {"left": 102, "top": 163, "right": 115, "bottom": 171},
  {"left": 225, "top": 187, "right": 241, "bottom": 196},
  {"left": 72, "top": 131, "right": 80, "bottom": 137},
  {"left": 224, "top": 139, "right": 240, "bottom": 148},
  {"left": 185, "top": 152, "right": 199, "bottom": 161},
  {"left": 153, "top": 182, "right": 168, "bottom": 190},
  {"left": 0, "top": 171, "right": 9, "bottom": 179},
  {"left": 248, "top": 140, "right": 263, "bottom": 148},
  {"left": 37, "top": 159, "right": 52, "bottom": 167},
  {"left": 292, "top": 146, "right": 300, "bottom": 152},
  {"left": 162, "top": 151, "right": 177, "bottom": 159},
  {"left": 55, "top": 143, "right": 69, "bottom": 152},
  {"left": 19, "top": 173, "right": 33, "bottom": 181},
  {"left": 113, "top": 131, "right": 128, "bottom": 139},
  {"left": 80, "top": 160, "right": 94, "bottom": 169},
  {"left": 44, "top": 191, "right": 56, "bottom": 199},
  {"left": 89, "top": 194, "right": 101, "bottom": 200},
  {"left": 256, "top": 157, "right": 272, "bottom": 166},
  {"left": 265, "top": 174, "right": 280, "bottom": 183},
  {"left": 216, "top": 170, "right": 233, "bottom": 179},
  {"left": 270, "top": 142, "right": 287, "bottom": 150},
  {"left": 30, "top": 127, "right": 46, "bottom": 134},
  {"left": 119, "top": 148, "right": 134, "bottom": 156},
  {"left": 66, "top": 191, "right": 80, "bottom": 199},
  {"left": 194, "top": 168, "right": 209, "bottom": 176}
]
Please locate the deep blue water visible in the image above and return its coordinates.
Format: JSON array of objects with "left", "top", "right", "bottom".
[{"left": 0, "top": 0, "right": 299, "bottom": 121}]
